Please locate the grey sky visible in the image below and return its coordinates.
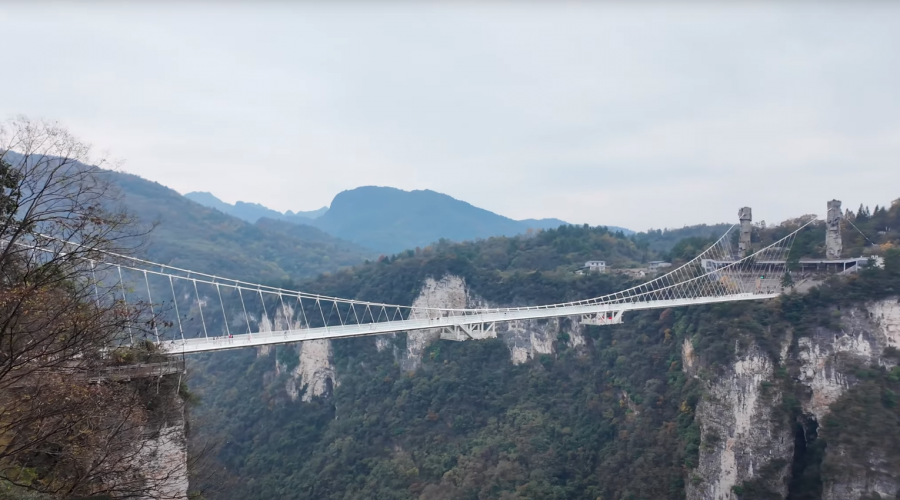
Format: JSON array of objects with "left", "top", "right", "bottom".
[{"left": 2, "top": 2, "right": 899, "bottom": 231}]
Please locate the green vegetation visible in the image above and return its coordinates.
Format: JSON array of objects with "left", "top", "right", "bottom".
[
  {"left": 0, "top": 123, "right": 192, "bottom": 499},
  {"left": 305, "top": 186, "right": 606, "bottom": 255},
  {"left": 192, "top": 305, "right": 726, "bottom": 500},
  {"left": 105, "top": 170, "right": 373, "bottom": 283},
  {"left": 109, "top": 175, "right": 897, "bottom": 500},
  {"left": 187, "top": 219, "right": 900, "bottom": 500}
]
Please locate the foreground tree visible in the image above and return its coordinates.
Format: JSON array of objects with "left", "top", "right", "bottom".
[{"left": 0, "top": 117, "right": 187, "bottom": 499}]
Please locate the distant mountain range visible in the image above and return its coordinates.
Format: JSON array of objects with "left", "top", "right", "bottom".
[
  {"left": 313, "top": 186, "right": 570, "bottom": 253},
  {"left": 185, "top": 186, "right": 630, "bottom": 254},
  {"left": 184, "top": 191, "right": 328, "bottom": 224},
  {"left": 103, "top": 174, "right": 372, "bottom": 283}
]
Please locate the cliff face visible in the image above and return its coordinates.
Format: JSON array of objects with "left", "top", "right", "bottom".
[
  {"left": 285, "top": 339, "right": 336, "bottom": 402},
  {"left": 136, "top": 397, "right": 190, "bottom": 500},
  {"left": 399, "top": 275, "right": 472, "bottom": 372},
  {"left": 118, "top": 373, "right": 191, "bottom": 500},
  {"left": 812, "top": 299, "right": 900, "bottom": 500},
  {"left": 686, "top": 345, "right": 792, "bottom": 500},
  {"left": 389, "top": 274, "right": 588, "bottom": 369},
  {"left": 685, "top": 298, "right": 900, "bottom": 500},
  {"left": 268, "top": 274, "right": 593, "bottom": 398},
  {"left": 268, "top": 301, "right": 337, "bottom": 402}
]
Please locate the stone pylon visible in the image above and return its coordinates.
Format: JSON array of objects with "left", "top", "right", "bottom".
[
  {"left": 826, "top": 200, "right": 842, "bottom": 260},
  {"left": 738, "top": 207, "right": 752, "bottom": 256}
]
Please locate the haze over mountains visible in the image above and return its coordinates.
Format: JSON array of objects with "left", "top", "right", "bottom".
[
  {"left": 99, "top": 170, "right": 373, "bottom": 283},
  {"left": 184, "top": 191, "right": 328, "bottom": 225},
  {"left": 187, "top": 186, "right": 629, "bottom": 254}
]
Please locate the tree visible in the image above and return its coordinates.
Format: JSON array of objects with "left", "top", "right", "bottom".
[
  {"left": 780, "top": 271, "right": 794, "bottom": 290},
  {"left": 0, "top": 117, "right": 184, "bottom": 499}
]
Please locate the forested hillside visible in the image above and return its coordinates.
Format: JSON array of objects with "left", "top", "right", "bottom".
[
  {"left": 308, "top": 186, "right": 609, "bottom": 253},
  {"left": 102, "top": 171, "right": 373, "bottom": 282},
  {"left": 184, "top": 204, "right": 900, "bottom": 500},
  {"left": 106, "top": 166, "right": 900, "bottom": 500}
]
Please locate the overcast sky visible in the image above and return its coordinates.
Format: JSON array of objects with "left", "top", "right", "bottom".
[{"left": 1, "top": 2, "right": 898, "bottom": 231}]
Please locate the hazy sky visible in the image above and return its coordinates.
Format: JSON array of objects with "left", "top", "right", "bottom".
[{"left": 2, "top": 2, "right": 898, "bottom": 231}]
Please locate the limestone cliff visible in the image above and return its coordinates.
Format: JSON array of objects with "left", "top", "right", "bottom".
[
  {"left": 269, "top": 302, "right": 337, "bottom": 402},
  {"left": 685, "top": 298, "right": 900, "bottom": 500},
  {"left": 686, "top": 345, "right": 792, "bottom": 500},
  {"left": 807, "top": 298, "right": 900, "bottom": 500},
  {"left": 399, "top": 275, "right": 472, "bottom": 371},
  {"left": 136, "top": 404, "right": 189, "bottom": 500},
  {"left": 127, "top": 374, "right": 190, "bottom": 500},
  {"left": 284, "top": 339, "right": 336, "bottom": 402},
  {"left": 390, "top": 274, "right": 588, "bottom": 369}
]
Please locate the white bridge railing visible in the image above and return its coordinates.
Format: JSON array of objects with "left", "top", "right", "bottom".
[{"left": 13, "top": 219, "right": 815, "bottom": 355}]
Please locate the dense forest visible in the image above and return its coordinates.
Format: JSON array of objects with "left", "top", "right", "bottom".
[
  {"left": 189, "top": 254, "right": 900, "bottom": 500},
  {"left": 185, "top": 201, "right": 900, "bottom": 500}
]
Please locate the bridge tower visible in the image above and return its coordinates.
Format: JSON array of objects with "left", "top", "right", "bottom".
[
  {"left": 738, "top": 207, "right": 752, "bottom": 256},
  {"left": 826, "top": 199, "right": 842, "bottom": 259}
]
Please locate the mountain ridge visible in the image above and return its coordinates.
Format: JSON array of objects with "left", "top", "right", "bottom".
[
  {"left": 186, "top": 185, "right": 631, "bottom": 254},
  {"left": 103, "top": 174, "right": 372, "bottom": 283},
  {"left": 184, "top": 191, "right": 328, "bottom": 225}
]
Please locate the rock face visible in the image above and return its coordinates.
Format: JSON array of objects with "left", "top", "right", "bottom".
[
  {"left": 392, "top": 274, "right": 587, "bottom": 369},
  {"left": 871, "top": 299, "right": 900, "bottom": 361},
  {"left": 823, "top": 448, "right": 899, "bottom": 500},
  {"left": 687, "top": 345, "right": 792, "bottom": 500},
  {"left": 265, "top": 301, "right": 337, "bottom": 402},
  {"left": 805, "top": 299, "right": 900, "bottom": 500},
  {"left": 796, "top": 299, "right": 900, "bottom": 420},
  {"left": 497, "top": 317, "right": 574, "bottom": 365},
  {"left": 400, "top": 276, "right": 473, "bottom": 371},
  {"left": 130, "top": 379, "right": 189, "bottom": 500},
  {"left": 137, "top": 416, "right": 189, "bottom": 500},
  {"left": 286, "top": 339, "right": 336, "bottom": 402},
  {"left": 685, "top": 298, "right": 900, "bottom": 500}
]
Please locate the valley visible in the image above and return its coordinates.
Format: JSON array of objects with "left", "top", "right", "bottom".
[
  {"left": 105, "top": 169, "right": 900, "bottom": 500},
  {"left": 3, "top": 5, "right": 899, "bottom": 495}
]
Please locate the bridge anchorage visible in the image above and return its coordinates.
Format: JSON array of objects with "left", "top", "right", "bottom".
[{"left": 14, "top": 216, "right": 823, "bottom": 355}]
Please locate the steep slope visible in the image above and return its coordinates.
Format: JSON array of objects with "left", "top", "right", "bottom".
[
  {"left": 184, "top": 186, "right": 639, "bottom": 254},
  {"left": 187, "top": 218, "right": 900, "bottom": 500},
  {"left": 103, "top": 172, "right": 370, "bottom": 283},
  {"left": 313, "top": 186, "right": 578, "bottom": 254}
]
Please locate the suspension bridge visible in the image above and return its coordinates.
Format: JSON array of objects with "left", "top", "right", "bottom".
[{"left": 16, "top": 220, "right": 815, "bottom": 355}]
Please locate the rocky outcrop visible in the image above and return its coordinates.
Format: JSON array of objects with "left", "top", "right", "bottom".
[
  {"left": 262, "top": 301, "right": 337, "bottom": 402},
  {"left": 796, "top": 304, "right": 883, "bottom": 421},
  {"left": 683, "top": 338, "right": 698, "bottom": 376},
  {"left": 127, "top": 375, "right": 190, "bottom": 500},
  {"left": 791, "top": 298, "right": 900, "bottom": 424},
  {"left": 400, "top": 276, "right": 472, "bottom": 371},
  {"left": 392, "top": 274, "right": 588, "bottom": 369},
  {"left": 285, "top": 339, "right": 336, "bottom": 402},
  {"left": 497, "top": 317, "right": 567, "bottom": 365},
  {"left": 807, "top": 299, "right": 900, "bottom": 500},
  {"left": 685, "top": 298, "right": 900, "bottom": 500},
  {"left": 687, "top": 345, "right": 792, "bottom": 500},
  {"left": 822, "top": 448, "right": 899, "bottom": 500},
  {"left": 137, "top": 416, "right": 189, "bottom": 500},
  {"left": 871, "top": 299, "right": 900, "bottom": 365}
]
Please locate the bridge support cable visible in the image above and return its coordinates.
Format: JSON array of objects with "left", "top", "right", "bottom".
[
  {"left": 143, "top": 270, "right": 159, "bottom": 344},
  {"left": 169, "top": 275, "right": 185, "bottom": 345},
  {"left": 193, "top": 279, "right": 209, "bottom": 339},
  {"left": 216, "top": 283, "right": 231, "bottom": 338},
  {"left": 5, "top": 219, "right": 816, "bottom": 354},
  {"left": 117, "top": 266, "right": 134, "bottom": 344},
  {"left": 238, "top": 287, "right": 252, "bottom": 335}
]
